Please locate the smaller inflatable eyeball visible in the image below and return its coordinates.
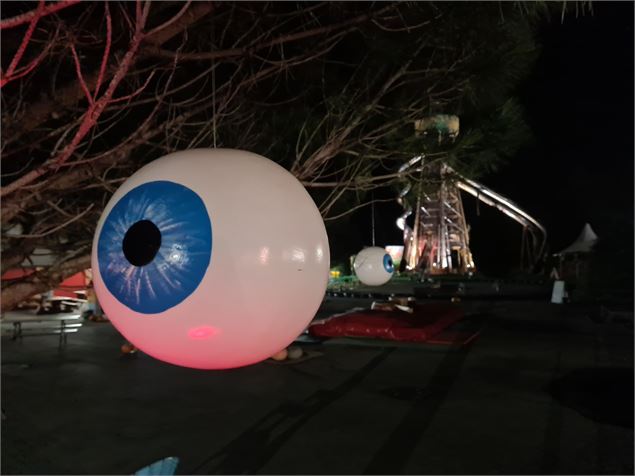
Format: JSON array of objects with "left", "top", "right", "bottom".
[
  {"left": 353, "top": 246, "right": 394, "bottom": 286},
  {"left": 91, "top": 148, "right": 330, "bottom": 370}
]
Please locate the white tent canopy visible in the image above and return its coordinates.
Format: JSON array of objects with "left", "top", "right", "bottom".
[{"left": 557, "top": 223, "right": 598, "bottom": 255}]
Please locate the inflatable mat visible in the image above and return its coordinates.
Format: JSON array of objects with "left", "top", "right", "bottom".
[{"left": 309, "top": 302, "right": 464, "bottom": 342}]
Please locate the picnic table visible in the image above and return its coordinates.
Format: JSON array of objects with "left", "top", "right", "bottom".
[
  {"left": 40, "top": 296, "right": 86, "bottom": 314},
  {"left": 1, "top": 311, "right": 83, "bottom": 348}
]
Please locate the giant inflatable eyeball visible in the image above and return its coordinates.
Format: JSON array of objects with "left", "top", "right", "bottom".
[
  {"left": 91, "top": 149, "right": 329, "bottom": 369},
  {"left": 353, "top": 246, "right": 394, "bottom": 286}
]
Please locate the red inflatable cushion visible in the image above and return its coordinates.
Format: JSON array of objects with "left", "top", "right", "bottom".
[{"left": 309, "top": 303, "right": 463, "bottom": 342}]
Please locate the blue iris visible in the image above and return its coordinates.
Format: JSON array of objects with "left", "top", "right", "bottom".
[
  {"left": 383, "top": 254, "right": 394, "bottom": 273},
  {"left": 97, "top": 181, "right": 212, "bottom": 314}
]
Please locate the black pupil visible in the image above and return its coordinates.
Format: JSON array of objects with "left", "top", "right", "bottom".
[
  {"left": 388, "top": 258, "right": 393, "bottom": 266},
  {"left": 122, "top": 220, "right": 161, "bottom": 267}
]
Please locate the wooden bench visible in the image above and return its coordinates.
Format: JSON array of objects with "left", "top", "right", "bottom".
[{"left": 1, "top": 311, "right": 83, "bottom": 348}]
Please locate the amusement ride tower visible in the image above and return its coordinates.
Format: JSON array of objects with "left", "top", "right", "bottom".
[{"left": 397, "top": 117, "right": 547, "bottom": 275}]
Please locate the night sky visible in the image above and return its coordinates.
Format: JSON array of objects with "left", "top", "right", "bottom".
[{"left": 335, "top": 2, "right": 634, "bottom": 278}]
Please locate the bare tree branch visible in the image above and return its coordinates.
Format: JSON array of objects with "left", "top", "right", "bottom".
[
  {"left": 0, "top": 0, "right": 81, "bottom": 30},
  {"left": 142, "top": 3, "right": 398, "bottom": 62},
  {"left": 2, "top": 2, "right": 214, "bottom": 143},
  {"left": 1, "top": 2, "right": 149, "bottom": 197}
]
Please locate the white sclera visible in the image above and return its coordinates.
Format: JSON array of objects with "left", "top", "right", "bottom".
[
  {"left": 353, "top": 246, "right": 394, "bottom": 286},
  {"left": 91, "top": 149, "right": 330, "bottom": 369}
]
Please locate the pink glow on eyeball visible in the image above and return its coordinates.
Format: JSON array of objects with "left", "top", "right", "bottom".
[{"left": 188, "top": 325, "right": 220, "bottom": 340}]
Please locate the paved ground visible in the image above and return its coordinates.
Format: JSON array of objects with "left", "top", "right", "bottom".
[{"left": 1, "top": 297, "right": 633, "bottom": 475}]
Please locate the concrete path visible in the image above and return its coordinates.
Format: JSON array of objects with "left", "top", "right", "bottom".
[{"left": 1, "top": 299, "right": 632, "bottom": 474}]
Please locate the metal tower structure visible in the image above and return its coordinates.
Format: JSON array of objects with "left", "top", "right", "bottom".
[
  {"left": 397, "top": 159, "right": 474, "bottom": 274},
  {"left": 397, "top": 157, "right": 547, "bottom": 275},
  {"left": 397, "top": 116, "right": 547, "bottom": 275}
]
